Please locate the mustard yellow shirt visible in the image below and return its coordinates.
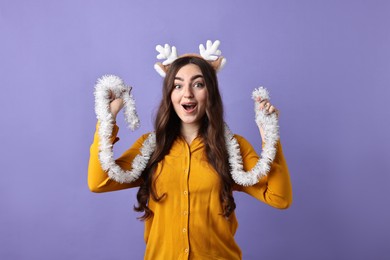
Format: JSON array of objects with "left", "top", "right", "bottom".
[{"left": 88, "top": 124, "right": 292, "bottom": 260}]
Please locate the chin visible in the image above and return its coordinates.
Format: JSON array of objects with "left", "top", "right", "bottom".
[{"left": 179, "top": 117, "right": 201, "bottom": 125}]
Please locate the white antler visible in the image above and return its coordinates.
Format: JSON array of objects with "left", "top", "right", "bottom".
[
  {"left": 199, "top": 40, "right": 222, "bottom": 61},
  {"left": 156, "top": 44, "right": 178, "bottom": 65}
]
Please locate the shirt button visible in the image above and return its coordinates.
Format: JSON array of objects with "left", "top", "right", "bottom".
[
  {"left": 184, "top": 248, "right": 189, "bottom": 253},
  {"left": 182, "top": 228, "right": 187, "bottom": 233},
  {"left": 183, "top": 191, "right": 188, "bottom": 195},
  {"left": 183, "top": 211, "right": 188, "bottom": 215}
]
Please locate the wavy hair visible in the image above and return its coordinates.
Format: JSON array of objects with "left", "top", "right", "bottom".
[{"left": 134, "top": 56, "right": 236, "bottom": 220}]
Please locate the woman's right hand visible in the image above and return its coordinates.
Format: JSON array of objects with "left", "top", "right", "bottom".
[{"left": 109, "top": 90, "right": 124, "bottom": 119}]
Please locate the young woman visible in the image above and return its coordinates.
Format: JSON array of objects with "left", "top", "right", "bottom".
[{"left": 88, "top": 48, "right": 292, "bottom": 259}]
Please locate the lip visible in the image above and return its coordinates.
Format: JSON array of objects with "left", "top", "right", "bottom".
[{"left": 181, "top": 102, "right": 197, "bottom": 113}]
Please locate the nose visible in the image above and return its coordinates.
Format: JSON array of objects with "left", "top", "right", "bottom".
[{"left": 183, "top": 85, "right": 194, "bottom": 99}]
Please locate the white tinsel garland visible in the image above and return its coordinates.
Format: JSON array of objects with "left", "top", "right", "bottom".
[
  {"left": 94, "top": 75, "right": 154, "bottom": 183},
  {"left": 94, "top": 76, "right": 279, "bottom": 186},
  {"left": 226, "top": 87, "right": 279, "bottom": 186}
]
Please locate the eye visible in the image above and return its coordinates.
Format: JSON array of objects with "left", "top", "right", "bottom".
[
  {"left": 174, "top": 84, "right": 182, "bottom": 89},
  {"left": 193, "top": 82, "right": 204, "bottom": 88}
]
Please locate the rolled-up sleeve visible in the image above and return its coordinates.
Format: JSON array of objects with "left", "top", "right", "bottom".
[
  {"left": 88, "top": 122, "right": 147, "bottom": 193},
  {"left": 233, "top": 135, "right": 293, "bottom": 209}
]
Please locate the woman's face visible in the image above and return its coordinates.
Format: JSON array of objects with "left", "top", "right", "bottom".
[{"left": 171, "top": 64, "right": 208, "bottom": 128}]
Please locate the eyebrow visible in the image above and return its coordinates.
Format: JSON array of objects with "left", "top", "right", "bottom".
[{"left": 174, "top": 75, "right": 204, "bottom": 81}]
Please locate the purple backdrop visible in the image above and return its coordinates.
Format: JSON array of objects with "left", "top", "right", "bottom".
[{"left": 1, "top": 0, "right": 389, "bottom": 259}]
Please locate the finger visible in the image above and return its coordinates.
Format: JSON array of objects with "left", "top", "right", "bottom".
[
  {"left": 121, "top": 87, "right": 130, "bottom": 95},
  {"left": 263, "top": 102, "right": 271, "bottom": 110},
  {"left": 268, "top": 105, "right": 275, "bottom": 114},
  {"left": 108, "top": 90, "right": 114, "bottom": 101},
  {"left": 268, "top": 106, "right": 279, "bottom": 117},
  {"left": 259, "top": 100, "right": 266, "bottom": 109},
  {"left": 258, "top": 99, "right": 268, "bottom": 109}
]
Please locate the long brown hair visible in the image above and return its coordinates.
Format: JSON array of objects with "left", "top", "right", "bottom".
[{"left": 134, "top": 56, "right": 236, "bottom": 220}]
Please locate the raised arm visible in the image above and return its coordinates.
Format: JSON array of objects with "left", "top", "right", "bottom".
[
  {"left": 232, "top": 87, "right": 292, "bottom": 208},
  {"left": 88, "top": 75, "right": 148, "bottom": 192}
]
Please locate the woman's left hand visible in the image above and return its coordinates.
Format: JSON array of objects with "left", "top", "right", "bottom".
[
  {"left": 255, "top": 98, "right": 279, "bottom": 141},
  {"left": 256, "top": 98, "right": 279, "bottom": 117}
]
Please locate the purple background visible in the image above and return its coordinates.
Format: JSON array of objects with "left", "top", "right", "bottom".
[{"left": 1, "top": 0, "right": 389, "bottom": 259}]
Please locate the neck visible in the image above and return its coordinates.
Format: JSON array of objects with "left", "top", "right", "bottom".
[{"left": 180, "top": 123, "right": 200, "bottom": 145}]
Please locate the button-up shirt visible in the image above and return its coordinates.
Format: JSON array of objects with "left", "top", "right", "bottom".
[{"left": 88, "top": 124, "right": 292, "bottom": 259}]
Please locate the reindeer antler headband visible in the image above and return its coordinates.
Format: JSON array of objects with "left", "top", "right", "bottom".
[
  {"left": 154, "top": 40, "right": 227, "bottom": 77},
  {"left": 94, "top": 40, "right": 280, "bottom": 186}
]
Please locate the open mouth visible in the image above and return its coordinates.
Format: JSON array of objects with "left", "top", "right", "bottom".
[{"left": 182, "top": 103, "right": 197, "bottom": 111}]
